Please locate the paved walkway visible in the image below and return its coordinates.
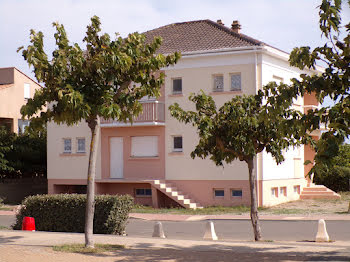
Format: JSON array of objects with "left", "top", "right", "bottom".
[{"left": 1, "top": 230, "right": 350, "bottom": 261}]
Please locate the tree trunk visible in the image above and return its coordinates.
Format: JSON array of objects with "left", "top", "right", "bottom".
[
  {"left": 247, "top": 157, "right": 262, "bottom": 241},
  {"left": 85, "top": 117, "right": 100, "bottom": 248}
]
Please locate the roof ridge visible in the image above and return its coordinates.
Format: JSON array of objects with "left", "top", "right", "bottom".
[{"left": 204, "top": 20, "right": 264, "bottom": 46}]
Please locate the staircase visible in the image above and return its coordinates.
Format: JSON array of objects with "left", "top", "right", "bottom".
[
  {"left": 300, "top": 184, "right": 341, "bottom": 200},
  {"left": 151, "top": 180, "right": 203, "bottom": 209}
]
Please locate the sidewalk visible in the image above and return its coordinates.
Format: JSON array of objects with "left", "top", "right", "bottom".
[
  {"left": 129, "top": 212, "right": 350, "bottom": 221},
  {"left": 1, "top": 230, "right": 350, "bottom": 262}
]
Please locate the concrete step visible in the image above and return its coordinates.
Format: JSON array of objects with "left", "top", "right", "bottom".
[
  {"left": 302, "top": 187, "right": 328, "bottom": 192},
  {"left": 300, "top": 194, "right": 340, "bottom": 200},
  {"left": 151, "top": 180, "right": 202, "bottom": 209},
  {"left": 301, "top": 191, "right": 335, "bottom": 195}
]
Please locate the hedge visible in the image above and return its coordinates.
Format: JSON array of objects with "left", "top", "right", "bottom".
[{"left": 12, "top": 194, "right": 134, "bottom": 234}]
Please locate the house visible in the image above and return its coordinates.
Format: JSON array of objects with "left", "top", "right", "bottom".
[
  {"left": 47, "top": 20, "right": 340, "bottom": 208},
  {"left": 0, "top": 67, "right": 42, "bottom": 133}
]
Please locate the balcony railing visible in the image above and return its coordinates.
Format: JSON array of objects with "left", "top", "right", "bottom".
[{"left": 101, "top": 101, "right": 165, "bottom": 126}]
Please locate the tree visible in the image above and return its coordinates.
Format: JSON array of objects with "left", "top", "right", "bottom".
[
  {"left": 286, "top": 0, "right": 350, "bottom": 174},
  {"left": 0, "top": 127, "right": 14, "bottom": 174},
  {"left": 18, "top": 16, "right": 180, "bottom": 247},
  {"left": 169, "top": 88, "right": 303, "bottom": 241},
  {"left": 313, "top": 144, "right": 350, "bottom": 191},
  {"left": 0, "top": 127, "right": 46, "bottom": 180}
]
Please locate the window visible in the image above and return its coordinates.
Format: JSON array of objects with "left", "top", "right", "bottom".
[
  {"left": 24, "top": 83, "right": 30, "bottom": 99},
  {"left": 230, "top": 74, "right": 241, "bottom": 91},
  {"left": 63, "top": 138, "right": 72, "bottom": 153},
  {"left": 280, "top": 187, "right": 287, "bottom": 197},
  {"left": 231, "top": 189, "right": 243, "bottom": 197},
  {"left": 271, "top": 187, "right": 278, "bottom": 197},
  {"left": 213, "top": 75, "right": 224, "bottom": 92},
  {"left": 172, "top": 78, "right": 182, "bottom": 94},
  {"left": 77, "top": 138, "right": 86, "bottom": 153},
  {"left": 135, "top": 188, "right": 152, "bottom": 197},
  {"left": 294, "top": 185, "right": 300, "bottom": 194},
  {"left": 18, "top": 119, "right": 30, "bottom": 134},
  {"left": 214, "top": 189, "right": 225, "bottom": 197},
  {"left": 131, "top": 136, "right": 158, "bottom": 157},
  {"left": 173, "top": 136, "right": 183, "bottom": 152}
]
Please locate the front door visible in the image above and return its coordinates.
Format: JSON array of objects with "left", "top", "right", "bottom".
[{"left": 110, "top": 137, "right": 123, "bottom": 179}]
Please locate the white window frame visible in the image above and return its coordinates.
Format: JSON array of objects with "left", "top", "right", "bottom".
[
  {"left": 172, "top": 78, "right": 182, "bottom": 94},
  {"left": 131, "top": 136, "right": 158, "bottom": 157},
  {"left": 63, "top": 138, "right": 72, "bottom": 154},
  {"left": 173, "top": 136, "right": 183, "bottom": 152},
  {"left": 76, "top": 138, "right": 86, "bottom": 153},
  {"left": 213, "top": 75, "right": 224, "bottom": 92},
  {"left": 230, "top": 73, "right": 242, "bottom": 91}
]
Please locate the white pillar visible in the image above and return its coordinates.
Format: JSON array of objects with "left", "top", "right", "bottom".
[
  {"left": 152, "top": 221, "right": 166, "bottom": 238},
  {"left": 203, "top": 221, "right": 218, "bottom": 241},
  {"left": 315, "top": 219, "right": 330, "bottom": 242}
]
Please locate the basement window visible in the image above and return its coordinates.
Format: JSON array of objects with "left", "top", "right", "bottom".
[
  {"left": 271, "top": 187, "right": 278, "bottom": 198},
  {"left": 280, "top": 187, "right": 287, "bottom": 197},
  {"left": 231, "top": 189, "right": 243, "bottom": 197},
  {"left": 214, "top": 189, "right": 225, "bottom": 197},
  {"left": 294, "top": 185, "right": 300, "bottom": 194},
  {"left": 135, "top": 188, "right": 152, "bottom": 197}
]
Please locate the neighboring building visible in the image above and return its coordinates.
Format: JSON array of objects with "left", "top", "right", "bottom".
[
  {"left": 0, "top": 67, "right": 42, "bottom": 133},
  {"left": 47, "top": 20, "right": 339, "bottom": 208}
]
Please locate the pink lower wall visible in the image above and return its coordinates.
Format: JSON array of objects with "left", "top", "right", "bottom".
[
  {"left": 168, "top": 180, "right": 252, "bottom": 206},
  {"left": 101, "top": 126, "right": 165, "bottom": 180}
]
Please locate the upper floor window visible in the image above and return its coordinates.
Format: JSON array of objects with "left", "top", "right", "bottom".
[
  {"left": 213, "top": 75, "right": 224, "bottom": 92},
  {"left": 172, "top": 78, "right": 182, "bottom": 94},
  {"left": 24, "top": 83, "right": 30, "bottom": 99},
  {"left": 63, "top": 138, "right": 72, "bottom": 154},
  {"left": 173, "top": 136, "right": 183, "bottom": 152},
  {"left": 230, "top": 74, "right": 241, "bottom": 91},
  {"left": 77, "top": 138, "right": 86, "bottom": 153},
  {"left": 131, "top": 136, "right": 158, "bottom": 157}
]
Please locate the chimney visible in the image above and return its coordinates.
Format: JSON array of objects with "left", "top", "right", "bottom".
[
  {"left": 231, "top": 20, "right": 241, "bottom": 34},
  {"left": 217, "top": 19, "right": 224, "bottom": 26}
]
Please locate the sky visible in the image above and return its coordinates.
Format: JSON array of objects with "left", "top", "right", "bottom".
[{"left": 0, "top": 0, "right": 349, "bottom": 79}]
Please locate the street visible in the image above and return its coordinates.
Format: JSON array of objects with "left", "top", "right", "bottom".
[
  {"left": 2, "top": 214, "right": 350, "bottom": 241},
  {"left": 125, "top": 219, "right": 350, "bottom": 241}
]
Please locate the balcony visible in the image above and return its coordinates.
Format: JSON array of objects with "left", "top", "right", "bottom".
[{"left": 101, "top": 101, "right": 165, "bottom": 127}]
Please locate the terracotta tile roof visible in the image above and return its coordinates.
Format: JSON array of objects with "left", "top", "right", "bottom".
[{"left": 144, "top": 19, "right": 265, "bottom": 54}]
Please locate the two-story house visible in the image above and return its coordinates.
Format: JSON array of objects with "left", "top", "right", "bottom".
[
  {"left": 0, "top": 67, "right": 42, "bottom": 134},
  {"left": 47, "top": 20, "right": 339, "bottom": 209}
]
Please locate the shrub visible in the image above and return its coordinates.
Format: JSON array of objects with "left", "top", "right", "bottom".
[
  {"left": 314, "top": 166, "right": 350, "bottom": 192},
  {"left": 12, "top": 194, "right": 133, "bottom": 234}
]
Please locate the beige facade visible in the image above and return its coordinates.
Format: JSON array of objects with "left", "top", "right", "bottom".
[
  {"left": 46, "top": 20, "right": 326, "bottom": 208},
  {"left": 0, "top": 67, "right": 42, "bottom": 133}
]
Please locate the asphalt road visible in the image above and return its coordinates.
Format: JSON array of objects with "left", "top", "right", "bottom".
[
  {"left": 2, "top": 214, "right": 350, "bottom": 241},
  {"left": 125, "top": 219, "right": 350, "bottom": 241}
]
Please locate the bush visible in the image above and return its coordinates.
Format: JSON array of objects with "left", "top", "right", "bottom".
[
  {"left": 12, "top": 194, "right": 133, "bottom": 234},
  {"left": 314, "top": 166, "right": 350, "bottom": 192}
]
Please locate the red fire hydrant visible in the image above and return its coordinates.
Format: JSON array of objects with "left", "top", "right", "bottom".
[{"left": 22, "top": 217, "right": 35, "bottom": 231}]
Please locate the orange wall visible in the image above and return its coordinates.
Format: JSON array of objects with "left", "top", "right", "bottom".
[
  {"left": 101, "top": 126, "right": 165, "bottom": 180},
  {"left": 304, "top": 136, "right": 319, "bottom": 178}
]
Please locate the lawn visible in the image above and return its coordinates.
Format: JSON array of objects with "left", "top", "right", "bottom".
[{"left": 132, "top": 192, "right": 350, "bottom": 215}]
